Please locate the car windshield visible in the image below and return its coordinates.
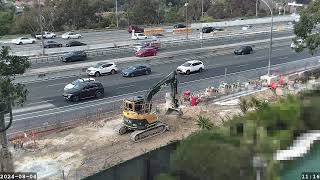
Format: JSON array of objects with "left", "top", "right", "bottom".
[
  {"left": 94, "top": 64, "right": 102, "bottom": 68},
  {"left": 71, "top": 79, "right": 83, "bottom": 85},
  {"left": 73, "top": 84, "right": 82, "bottom": 90},
  {"left": 182, "top": 63, "right": 191, "bottom": 67},
  {"left": 128, "top": 66, "right": 137, "bottom": 70}
]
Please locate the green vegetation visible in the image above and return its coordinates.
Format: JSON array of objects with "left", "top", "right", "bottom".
[
  {"left": 293, "top": 0, "right": 320, "bottom": 54},
  {"left": 0, "top": 0, "right": 273, "bottom": 35},
  {"left": 155, "top": 89, "right": 320, "bottom": 180}
]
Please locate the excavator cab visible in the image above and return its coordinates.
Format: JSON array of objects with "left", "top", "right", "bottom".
[{"left": 123, "top": 96, "right": 152, "bottom": 114}]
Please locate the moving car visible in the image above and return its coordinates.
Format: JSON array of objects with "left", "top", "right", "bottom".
[
  {"left": 174, "top": 24, "right": 186, "bottom": 29},
  {"left": 176, "top": 60, "right": 204, "bottom": 75},
  {"left": 64, "top": 78, "right": 95, "bottom": 91},
  {"left": 242, "top": 25, "right": 253, "bottom": 30},
  {"left": 291, "top": 39, "right": 306, "bottom": 49},
  {"left": 134, "top": 40, "right": 161, "bottom": 52},
  {"left": 122, "top": 64, "right": 151, "bottom": 77},
  {"left": 32, "top": 31, "right": 56, "bottom": 39},
  {"left": 63, "top": 80, "right": 104, "bottom": 102},
  {"left": 135, "top": 47, "right": 157, "bottom": 57},
  {"left": 128, "top": 25, "right": 144, "bottom": 33},
  {"left": 87, "top": 62, "right": 118, "bottom": 77},
  {"left": 44, "top": 41, "right": 63, "bottom": 48},
  {"left": 66, "top": 40, "right": 87, "bottom": 47},
  {"left": 12, "top": 37, "right": 36, "bottom": 45},
  {"left": 62, "top": 51, "right": 87, "bottom": 62},
  {"left": 202, "top": 27, "right": 215, "bottom": 33},
  {"left": 62, "top": 32, "right": 82, "bottom": 39},
  {"left": 234, "top": 46, "right": 253, "bottom": 55},
  {"left": 132, "top": 33, "right": 147, "bottom": 40}
]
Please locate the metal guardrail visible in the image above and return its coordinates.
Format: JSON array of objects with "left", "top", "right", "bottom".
[{"left": 27, "top": 29, "right": 292, "bottom": 64}]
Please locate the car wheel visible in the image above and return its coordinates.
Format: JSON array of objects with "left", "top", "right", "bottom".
[
  {"left": 95, "top": 91, "right": 103, "bottom": 98},
  {"left": 18, "top": 42, "right": 22, "bottom": 45},
  {"left": 94, "top": 71, "right": 101, "bottom": 77},
  {"left": 186, "top": 70, "right": 191, "bottom": 75},
  {"left": 67, "top": 37, "right": 70, "bottom": 39},
  {"left": 72, "top": 95, "right": 79, "bottom": 102},
  {"left": 145, "top": 70, "right": 150, "bottom": 75},
  {"left": 59, "top": 44, "right": 62, "bottom": 47},
  {"left": 130, "top": 73, "right": 135, "bottom": 77},
  {"left": 78, "top": 36, "right": 81, "bottom": 39},
  {"left": 199, "top": 68, "right": 203, "bottom": 72},
  {"left": 241, "top": 52, "right": 244, "bottom": 55},
  {"left": 32, "top": 41, "right": 35, "bottom": 44},
  {"left": 111, "top": 69, "right": 116, "bottom": 75}
]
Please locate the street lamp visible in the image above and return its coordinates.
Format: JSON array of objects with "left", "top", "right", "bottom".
[
  {"left": 38, "top": 0, "right": 45, "bottom": 55},
  {"left": 260, "top": 0, "right": 273, "bottom": 76},
  {"left": 185, "top": 2, "right": 189, "bottom": 40},
  {"left": 201, "top": 0, "right": 204, "bottom": 17},
  {"left": 116, "top": 0, "right": 119, "bottom": 28}
]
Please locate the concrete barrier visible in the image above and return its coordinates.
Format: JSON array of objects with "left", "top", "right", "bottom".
[
  {"left": 191, "top": 15, "right": 295, "bottom": 29},
  {"left": 144, "top": 28, "right": 165, "bottom": 36}
]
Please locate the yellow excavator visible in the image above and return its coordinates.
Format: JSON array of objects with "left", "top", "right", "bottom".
[{"left": 115, "top": 71, "right": 182, "bottom": 142}]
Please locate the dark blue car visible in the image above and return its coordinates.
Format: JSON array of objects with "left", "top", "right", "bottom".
[{"left": 121, "top": 64, "right": 151, "bottom": 77}]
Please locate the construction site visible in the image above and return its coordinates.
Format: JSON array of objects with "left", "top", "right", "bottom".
[{"left": 1, "top": 64, "right": 320, "bottom": 179}]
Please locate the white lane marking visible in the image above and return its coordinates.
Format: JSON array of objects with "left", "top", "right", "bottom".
[
  {"left": 279, "top": 56, "right": 289, "bottom": 60},
  {"left": 256, "top": 56, "right": 265, "bottom": 59},
  {"left": 238, "top": 64, "right": 250, "bottom": 67},
  {"left": 12, "top": 103, "right": 55, "bottom": 114},
  {"left": 273, "top": 48, "right": 287, "bottom": 52},
  {"left": 47, "top": 82, "right": 67, "bottom": 87},
  {"left": 117, "top": 84, "right": 134, "bottom": 89}
]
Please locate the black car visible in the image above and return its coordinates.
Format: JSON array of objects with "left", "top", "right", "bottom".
[
  {"left": 66, "top": 41, "right": 87, "bottom": 47},
  {"left": 44, "top": 41, "right": 62, "bottom": 48},
  {"left": 62, "top": 51, "right": 87, "bottom": 62},
  {"left": 234, "top": 46, "right": 253, "bottom": 55},
  {"left": 174, "top": 24, "right": 186, "bottom": 29},
  {"left": 202, "top": 27, "right": 215, "bottom": 33},
  {"left": 121, "top": 64, "right": 151, "bottom": 77},
  {"left": 63, "top": 81, "right": 104, "bottom": 102}
]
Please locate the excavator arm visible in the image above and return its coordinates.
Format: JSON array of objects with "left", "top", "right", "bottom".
[{"left": 144, "top": 71, "right": 179, "bottom": 108}]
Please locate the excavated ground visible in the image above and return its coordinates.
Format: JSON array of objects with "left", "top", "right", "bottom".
[{"left": 12, "top": 89, "right": 280, "bottom": 179}]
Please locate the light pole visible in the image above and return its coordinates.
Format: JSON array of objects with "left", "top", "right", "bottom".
[
  {"left": 38, "top": 0, "right": 45, "bottom": 55},
  {"left": 201, "top": 0, "right": 204, "bottom": 17},
  {"left": 185, "top": 2, "right": 189, "bottom": 40},
  {"left": 260, "top": 0, "right": 273, "bottom": 76},
  {"left": 115, "top": 0, "right": 119, "bottom": 28}
]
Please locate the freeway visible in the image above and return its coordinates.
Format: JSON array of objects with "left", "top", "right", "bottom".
[
  {"left": 7, "top": 44, "right": 320, "bottom": 135},
  {"left": 29, "top": 29, "right": 294, "bottom": 69},
  {"left": 3, "top": 22, "right": 290, "bottom": 56}
]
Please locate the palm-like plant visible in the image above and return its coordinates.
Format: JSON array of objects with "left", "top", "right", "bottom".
[
  {"left": 239, "top": 97, "right": 250, "bottom": 114},
  {"left": 196, "top": 115, "right": 214, "bottom": 130}
]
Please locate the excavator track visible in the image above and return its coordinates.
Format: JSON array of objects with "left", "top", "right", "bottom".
[{"left": 129, "top": 122, "right": 168, "bottom": 142}]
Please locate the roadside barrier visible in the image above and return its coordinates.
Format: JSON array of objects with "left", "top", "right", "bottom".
[
  {"left": 173, "top": 28, "right": 193, "bottom": 34},
  {"left": 144, "top": 28, "right": 165, "bottom": 36}
]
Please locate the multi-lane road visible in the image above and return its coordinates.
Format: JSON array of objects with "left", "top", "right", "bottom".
[
  {"left": 3, "top": 22, "right": 310, "bottom": 137},
  {"left": 8, "top": 43, "right": 320, "bottom": 135},
  {"left": 2, "top": 22, "right": 290, "bottom": 56}
]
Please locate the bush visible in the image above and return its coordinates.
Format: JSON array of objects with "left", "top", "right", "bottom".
[{"left": 199, "top": 15, "right": 214, "bottom": 23}]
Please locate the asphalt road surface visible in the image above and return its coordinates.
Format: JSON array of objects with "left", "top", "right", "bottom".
[
  {"left": 29, "top": 30, "right": 294, "bottom": 69},
  {"left": 3, "top": 22, "right": 290, "bottom": 54},
  {"left": 7, "top": 44, "right": 319, "bottom": 135}
]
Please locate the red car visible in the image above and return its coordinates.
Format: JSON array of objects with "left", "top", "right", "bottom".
[{"left": 135, "top": 47, "right": 157, "bottom": 57}]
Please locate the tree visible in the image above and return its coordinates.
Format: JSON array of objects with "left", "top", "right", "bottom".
[
  {"left": 0, "top": 9, "right": 14, "bottom": 36},
  {"left": 293, "top": 0, "right": 320, "bottom": 55},
  {"left": 170, "top": 131, "right": 254, "bottom": 180},
  {"left": 0, "top": 46, "right": 30, "bottom": 171}
]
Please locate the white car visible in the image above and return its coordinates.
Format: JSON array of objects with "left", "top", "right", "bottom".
[
  {"left": 242, "top": 25, "right": 253, "bottom": 30},
  {"left": 87, "top": 62, "right": 118, "bottom": 77},
  {"left": 176, "top": 60, "right": 204, "bottom": 75},
  {"left": 35, "top": 31, "right": 56, "bottom": 39},
  {"left": 132, "top": 33, "right": 147, "bottom": 40},
  {"left": 12, "top": 37, "right": 36, "bottom": 45},
  {"left": 62, "top": 32, "right": 82, "bottom": 39},
  {"left": 291, "top": 39, "right": 306, "bottom": 49},
  {"left": 64, "top": 78, "right": 95, "bottom": 91}
]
